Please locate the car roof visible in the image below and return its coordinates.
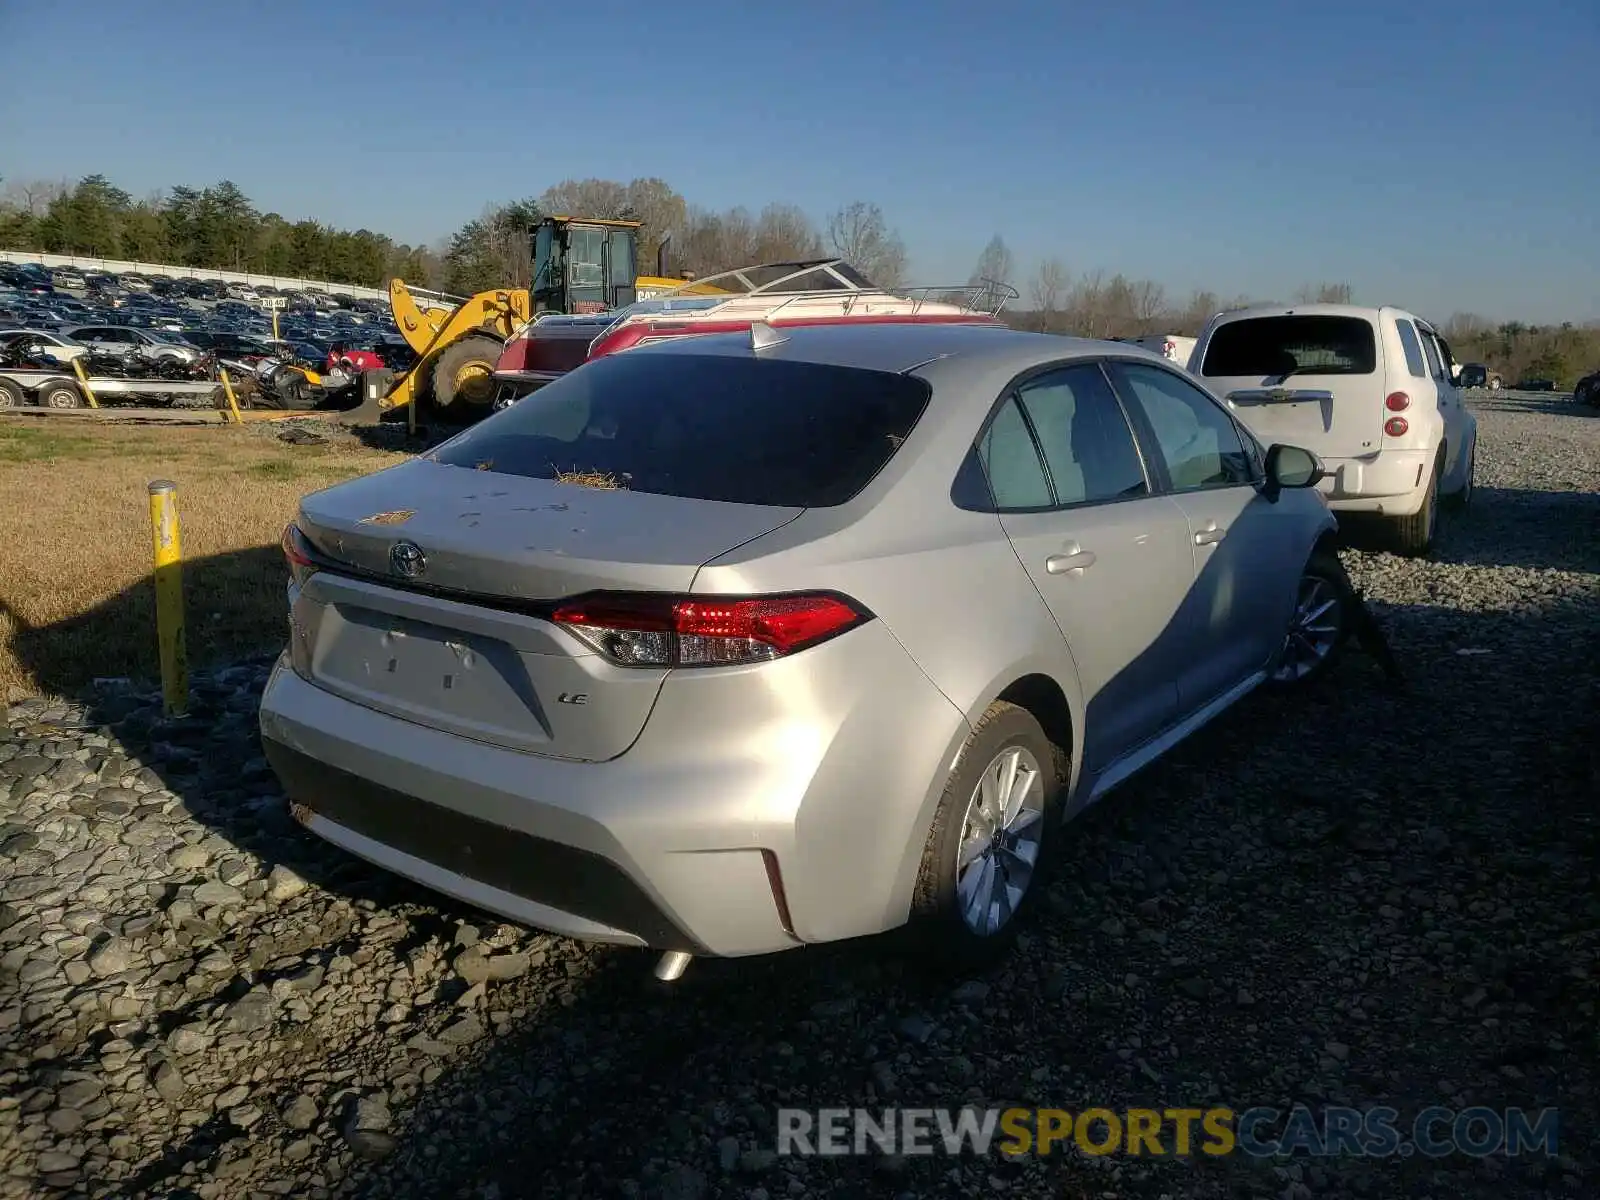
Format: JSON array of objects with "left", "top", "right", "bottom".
[
  {"left": 625, "top": 320, "right": 1166, "bottom": 377},
  {"left": 1206, "top": 302, "right": 1418, "bottom": 323}
]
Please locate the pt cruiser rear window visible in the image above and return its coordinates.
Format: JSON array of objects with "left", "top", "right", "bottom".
[{"left": 1202, "top": 316, "right": 1377, "bottom": 377}]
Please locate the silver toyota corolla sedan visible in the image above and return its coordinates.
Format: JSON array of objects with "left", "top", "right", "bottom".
[{"left": 258, "top": 322, "right": 1346, "bottom": 977}]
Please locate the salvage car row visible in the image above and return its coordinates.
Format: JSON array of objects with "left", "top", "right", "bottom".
[{"left": 0, "top": 261, "right": 413, "bottom": 406}]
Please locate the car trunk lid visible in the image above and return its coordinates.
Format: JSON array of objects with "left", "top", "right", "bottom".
[{"left": 291, "top": 459, "right": 802, "bottom": 760}]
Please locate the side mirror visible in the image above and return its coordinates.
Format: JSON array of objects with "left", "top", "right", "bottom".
[{"left": 1262, "top": 443, "right": 1324, "bottom": 502}]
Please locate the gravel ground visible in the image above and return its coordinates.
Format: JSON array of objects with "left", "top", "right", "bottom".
[{"left": 1, "top": 394, "right": 1596, "bottom": 1200}]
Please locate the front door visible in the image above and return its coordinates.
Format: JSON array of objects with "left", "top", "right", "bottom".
[
  {"left": 980, "top": 363, "right": 1197, "bottom": 773},
  {"left": 1106, "top": 359, "right": 1303, "bottom": 707},
  {"left": 1419, "top": 327, "right": 1464, "bottom": 482}
]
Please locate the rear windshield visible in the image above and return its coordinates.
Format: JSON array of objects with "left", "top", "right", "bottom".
[
  {"left": 1201, "top": 315, "right": 1377, "bottom": 376},
  {"left": 430, "top": 352, "right": 931, "bottom": 507}
]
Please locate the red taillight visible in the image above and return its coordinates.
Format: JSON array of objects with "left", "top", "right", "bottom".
[
  {"left": 281, "top": 523, "right": 318, "bottom": 586},
  {"left": 549, "top": 591, "right": 871, "bottom": 668},
  {"left": 1385, "top": 391, "right": 1410, "bottom": 412},
  {"left": 1384, "top": 416, "right": 1409, "bottom": 437}
]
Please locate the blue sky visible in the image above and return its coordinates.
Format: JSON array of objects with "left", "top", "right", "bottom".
[{"left": 1, "top": 0, "right": 1595, "bottom": 322}]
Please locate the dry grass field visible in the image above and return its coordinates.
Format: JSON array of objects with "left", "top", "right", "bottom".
[{"left": 0, "top": 419, "right": 408, "bottom": 699}]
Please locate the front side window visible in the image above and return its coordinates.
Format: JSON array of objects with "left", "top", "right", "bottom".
[
  {"left": 1013, "top": 364, "right": 1148, "bottom": 506},
  {"left": 1395, "top": 319, "right": 1428, "bottom": 378},
  {"left": 1418, "top": 329, "right": 1446, "bottom": 382},
  {"left": 1201, "top": 315, "right": 1378, "bottom": 377},
  {"left": 1110, "top": 361, "right": 1256, "bottom": 491}
]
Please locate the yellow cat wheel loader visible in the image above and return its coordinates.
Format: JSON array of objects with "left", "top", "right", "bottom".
[{"left": 339, "top": 215, "right": 685, "bottom": 425}]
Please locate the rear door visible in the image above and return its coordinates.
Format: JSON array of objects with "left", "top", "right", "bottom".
[
  {"left": 980, "top": 362, "right": 1195, "bottom": 771},
  {"left": 1107, "top": 359, "right": 1305, "bottom": 708},
  {"left": 1196, "top": 313, "right": 1386, "bottom": 460}
]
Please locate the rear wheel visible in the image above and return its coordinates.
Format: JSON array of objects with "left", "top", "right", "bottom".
[
  {"left": 0, "top": 379, "right": 23, "bottom": 409},
  {"left": 908, "top": 702, "right": 1063, "bottom": 970},
  {"left": 1391, "top": 457, "right": 1439, "bottom": 557},
  {"left": 430, "top": 336, "right": 503, "bottom": 410}
]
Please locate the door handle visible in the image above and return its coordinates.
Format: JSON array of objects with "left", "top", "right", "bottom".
[
  {"left": 1045, "top": 549, "right": 1097, "bottom": 574},
  {"left": 1193, "top": 525, "right": 1226, "bottom": 546}
]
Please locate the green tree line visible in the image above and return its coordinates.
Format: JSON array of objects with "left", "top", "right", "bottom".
[{"left": 0, "top": 174, "right": 435, "bottom": 288}]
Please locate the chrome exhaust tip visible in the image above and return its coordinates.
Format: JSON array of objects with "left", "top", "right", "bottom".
[{"left": 653, "top": 951, "right": 692, "bottom": 982}]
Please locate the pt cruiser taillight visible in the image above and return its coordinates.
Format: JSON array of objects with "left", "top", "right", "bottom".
[{"left": 550, "top": 591, "right": 871, "bottom": 668}]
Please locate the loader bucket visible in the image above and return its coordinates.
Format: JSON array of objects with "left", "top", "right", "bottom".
[{"left": 335, "top": 368, "right": 398, "bottom": 425}]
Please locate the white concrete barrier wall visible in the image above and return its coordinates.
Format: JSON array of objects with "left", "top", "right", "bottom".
[{"left": 0, "top": 250, "right": 465, "bottom": 306}]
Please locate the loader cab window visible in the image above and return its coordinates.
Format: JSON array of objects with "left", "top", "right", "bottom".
[
  {"left": 532, "top": 223, "right": 557, "bottom": 295},
  {"left": 567, "top": 227, "right": 608, "bottom": 313},
  {"left": 608, "top": 230, "right": 636, "bottom": 288}
]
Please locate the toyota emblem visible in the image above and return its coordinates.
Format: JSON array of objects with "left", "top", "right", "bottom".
[{"left": 390, "top": 540, "right": 426, "bottom": 578}]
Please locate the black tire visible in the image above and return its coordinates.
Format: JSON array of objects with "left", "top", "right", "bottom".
[
  {"left": 1265, "top": 549, "right": 1352, "bottom": 689},
  {"left": 1489, "top": 375, "right": 1502, "bottom": 391},
  {"left": 1443, "top": 441, "right": 1474, "bottom": 513},
  {"left": 1391, "top": 456, "right": 1440, "bottom": 557},
  {"left": 39, "top": 380, "right": 83, "bottom": 410},
  {"left": 0, "top": 379, "right": 23, "bottom": 409},
  {"left": 430, "top": 336, "right": 503, "bottom": 410},
  {"left": 906, "top": 702, "right": 1065, "bottom": 971}
]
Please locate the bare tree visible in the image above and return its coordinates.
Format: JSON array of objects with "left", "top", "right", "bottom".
[
  {"left": 1131, "top": 279, "right": 1167, "bottom": 333},
  {"left": 1175, "top": 289, "right": 1222, "bottom": 335},
  {"left": 1, "top": 179, "right": 67, "bottom": 216},
  {"left": 538, "top": 178, "right": 630, "bottom": 219},
  {"left": 1029, "top": 258, "right": 1067, "bottom": 332},
  {"left": 825, "top": 201, "right": 906, "bottom": 288},
  {"left": 754, "top": 203, "right": 822, "bottom": 262},
  {"left": 969, "top": 235, "right": 1015, "bottom": 288},
  {"left": 623, "top": 177, "right": 688, "bottom": 272},
  {"left": 1066, "top": 269, "right": 1107, "bottom": 338},
  {"left": 1293, "top": 281, "right": 1354, "bottom": 304}
]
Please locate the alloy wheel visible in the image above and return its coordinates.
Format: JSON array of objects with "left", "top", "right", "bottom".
[
  {"left": 1272, "top": 573, "right": 1344, "bottom": 682},
  {"left": 955, "top": 746, "right": 1046, "bottom": 936}
]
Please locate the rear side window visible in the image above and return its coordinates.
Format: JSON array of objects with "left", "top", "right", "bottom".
[
  {"left": 1201, "top": 316, "right": 1377, "bottom": 376},
  {"left": 977, "top": 398, "right": 1053, "bottom": 509},
  {"left": 430, "top": 352, "right": 930, "bottom": 508},
  {"left": 1395, "top": 320, "right": 1428, "bottom": 378}
]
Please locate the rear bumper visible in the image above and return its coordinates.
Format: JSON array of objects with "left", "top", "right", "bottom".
[
  {"left": 1316, "top": 449, "right": 1433, "bottom": 516},
  {"left": 257, "top": 619, "right": 968, "bottom": 957}
]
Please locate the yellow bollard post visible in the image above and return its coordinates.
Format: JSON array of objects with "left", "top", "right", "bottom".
[
  {"left": 70, "top": 358, "right": 100, "bottom": 409},
  {"left": 219, "top": 369, "right": 243, "bottom": 424},
  {"left": 147, "top": 481, "right": 189, "bottom": 716}
]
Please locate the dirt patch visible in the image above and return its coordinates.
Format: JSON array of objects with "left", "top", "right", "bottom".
[{"left": 0, "top": 422, "right": 407, "bottom": 698}]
